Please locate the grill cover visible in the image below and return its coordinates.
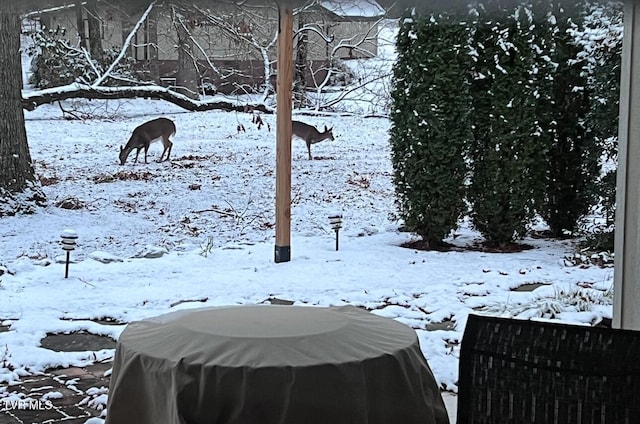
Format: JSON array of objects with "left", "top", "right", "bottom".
[{"left": 106, "top": 305, "right": 449, "bottom": 424}]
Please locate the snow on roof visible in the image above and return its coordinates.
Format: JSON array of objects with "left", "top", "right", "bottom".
[{"left": 320, "top": 0, "right": 385, "bottom": 19}]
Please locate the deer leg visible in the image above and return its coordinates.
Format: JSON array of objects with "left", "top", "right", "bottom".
[
  {"left": 307, "top": 141, "right": 313, "bottom": 160},
  {"left": 143, "top": 146, "right": 149, "bottom": 164},
  {"left": 157, "top": 138, "right": 165, "bottom": 162},
  {"left": 159, "top": 138, "right": 173, "bottom": 162},
  {"left": 166, "top": 139, "right": 173, "bottom": 161},
  {"left": 133, "top": 148, "right": 141, "bottom": 164}
]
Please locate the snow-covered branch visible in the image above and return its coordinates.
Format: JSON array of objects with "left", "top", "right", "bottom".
[
  {"left": 192, "top": 3, "right": 278, "bottom": 97},
  {"left": 314, "top": 18, "right": 385, "bottom": 97},
  {"left": 317, "top": 73, "right": 389, "bottom": 110},
  {"left": 295, "top": 24, "right": 334, "bottom": 43},
  {"left": 92, "top": 1, "right": 157, "bottom": 87},
  {"left": 23, "top": 3, "right": 79, "bottom": 18},
  {"left": 22, "top": 83, "right": 272, "bottom": 113}
]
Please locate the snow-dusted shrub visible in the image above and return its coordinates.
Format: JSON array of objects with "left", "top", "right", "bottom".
[
  {"left": 26, "top": 26, "right": 135, "bottom": 89},
  {"left": 480, "top": 285, "right": 613, "bottom": 323},
  {"left": 539, "top": 3, "right": 602, "bottom": 237},
  {"left": 577, "top": 2, "right": 622, "bottom": 250},
  {"left": 467, "top": 2, "right": 548, "bottom": 247},
  {"left": 389, "top": 10, "right": 471, "bottom": 248}
]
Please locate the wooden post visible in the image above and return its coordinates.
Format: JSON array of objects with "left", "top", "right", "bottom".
[{"left": 275, "top": 1, "right": 293, "bottom": 263}]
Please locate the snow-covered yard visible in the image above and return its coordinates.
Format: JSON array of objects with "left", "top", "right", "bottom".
[
  {"left": 0, "top": 14, "right": 616, "bottom": 421},
  {"left": 1, "top": 99, "right": 613, "bottom": 398}
]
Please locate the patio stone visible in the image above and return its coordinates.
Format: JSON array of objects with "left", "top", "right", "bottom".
[
  {"left": 0, "top": 361, "right": 109, "bottom": 423},
  {"left": 511, "top": 282, "right": 548, "bottom": 292},
  {"left": 40, "top": 332, "right": 116, "bottom": 352}
]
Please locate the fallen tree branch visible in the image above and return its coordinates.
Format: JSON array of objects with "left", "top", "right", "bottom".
[
  {"left": 192, "top": 207, "right": 237, "bottom": 217},
  {"left": 21, "top": 83, "right": 272, "bottom": 113}
]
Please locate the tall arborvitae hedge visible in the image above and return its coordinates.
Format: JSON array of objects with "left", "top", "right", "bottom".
[
  {"left": 389, "top": 11, "right": 471, "bottom": 248},
  {"left": 389, "top": 2, "right": 616, "bottom": 249},
  {"left": 467, "top": 3, "right": 549, "bottom": 247},
  {"left": 581, "top": 2, "right": 622, "bottom": 248},
  {"left": 541, "top": 5, "right": 601, "bottom": 237}
]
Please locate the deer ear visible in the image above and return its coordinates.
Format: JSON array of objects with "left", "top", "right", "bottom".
[
  {"left": 324, "top": 125, "right": 328, "bottom": 131},
  {"left": 120, "top": 146, "right": 123, "bottom": 152}
]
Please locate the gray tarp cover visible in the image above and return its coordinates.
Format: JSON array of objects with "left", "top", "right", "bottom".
[{"left": 105, "top": 305, "right": 449, "bottom": 424}]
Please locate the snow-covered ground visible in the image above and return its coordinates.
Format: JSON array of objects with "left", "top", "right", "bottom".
[
  {"left": 1, "top": 98, "right": 613, "bottom": 392},
  {"left": 0, "top": 15, "right": 614, "bottom": 422}
]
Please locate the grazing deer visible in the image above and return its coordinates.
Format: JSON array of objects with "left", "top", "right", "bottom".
[
  {"left": 119, "top": 117, "right": 176, "bottom": 165},
  {"left": 292, "top": 120, "right": 334, "bottom": 160}
]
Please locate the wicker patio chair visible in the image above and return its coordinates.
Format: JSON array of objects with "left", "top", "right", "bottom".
[{"left": 457, "top": 314, "right": 640, "bottom": 424}]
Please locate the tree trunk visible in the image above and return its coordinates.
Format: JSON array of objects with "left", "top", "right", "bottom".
[
  {"left": 76, "top": 2, "right": 87, "bottom": 49},
  {"left": 147, "top": 6, "right": 159, "bottom": 82},
  {"left": 174, "top": 12, "right": 199, "bottom": 99},
  {"left": 86, "top": 0, "right": 103, "bottom": 61},
  {"left": 0, "top": 0, "right": 45, "bottom": 215},
  {"left": 293, "top": 14, "right": 308, "bottom": 108},
  {"left": 1, "top": 1, "right": 35, "bottom": 192}
]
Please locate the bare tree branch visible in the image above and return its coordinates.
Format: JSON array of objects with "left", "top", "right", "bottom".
[
  {"left": 294, "top": 24, "right": 334, "bottom": 43},
  {"left": 20, "top": 0, "right": 395, "bottom": 116},
  {"left": 92, "top": 1, "right": 157, "bottom": 87},
  {"left": 319, "top": 73, "right": 388, "bottom": 109},
  {"left": 191, "top": 3, "right": 278, "bottom": 98},
  {"left": 23, "top": 3, "right": 77, "bottom": 18},
  {"left": 312, "top": 17, "right": 386, "bottom": 106}
]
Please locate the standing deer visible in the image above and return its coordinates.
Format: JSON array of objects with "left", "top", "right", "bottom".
[
  {"left": 119, "top": 117, "right": 176, "bottom": 165},
  {"left": 292, "top": 121, "right": 334, "bottom": 160}
]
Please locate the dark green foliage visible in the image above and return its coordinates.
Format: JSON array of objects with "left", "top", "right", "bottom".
[
  {"left": 27, "top": 26, "right": 79, "bottom": 88},
  {"left": 26, "top": 26, "right": 135, "bottom": 89},
  {"left": 597, "top": 169, "right": 616, "bottom": 226},
  {"left": 541, "top": 5, "right": 601, "bottom": 237},
  {"left": 585, "top": 2, "right": 622, "bottom": 234},
  {"left": 389, "top": 1, "right": 618, "bottom": 249},
  {"left": 582, "top": 226, "right": 615, "bottom": 252},
  {"left": 467, "top": 3, "right": 548, "bottom": 247},
  {"left": 389, "top": 11, "right": 471, "bottom": 247},
  {"left": 584, "top": 2, "right": 622, "bottom": 158},
  {"left": 579, "top": 168, "right": 616, "bottom": 254},
  {"left": 571, "top": 2, "right": 621, "bottom": 252}
]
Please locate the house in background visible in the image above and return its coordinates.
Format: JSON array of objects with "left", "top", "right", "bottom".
[
  {"left": 315, "top": 0, "right": 385, "bottom": 59},
  {"left": 24, "top": 0, "right": 386, "bottom": 96}
]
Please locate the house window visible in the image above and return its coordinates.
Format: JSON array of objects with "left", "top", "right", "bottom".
[
  {"left": 133, "top": 20, "right": 149, "bottom": 60},
  {"left": 82, "top": 17, "right": 104, "bottom": 41}
]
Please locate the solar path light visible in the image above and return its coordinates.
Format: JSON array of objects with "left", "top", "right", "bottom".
[
  {"left": 328, "top": 213, "right": 343, "bottom": 251},
  {"left": 60, "top": 229, "right": 78, "bottom": 278}
]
